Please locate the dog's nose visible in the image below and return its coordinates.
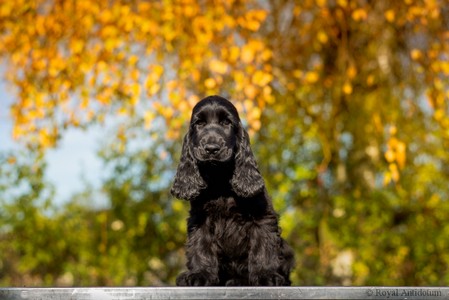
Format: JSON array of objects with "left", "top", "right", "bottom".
[{"left": 204, "top": 143, "right": 221, "bottom": 155}]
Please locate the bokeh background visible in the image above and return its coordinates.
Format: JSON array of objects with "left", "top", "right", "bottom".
[{"left": 1, "top": 0, "right": 449, "bottom": 286}]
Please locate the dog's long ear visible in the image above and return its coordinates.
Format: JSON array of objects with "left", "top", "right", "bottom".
[
  {"left": 171, "top": 133, "right": 206, "bottom": 201},
  {"left": 231, "top": 124, "right": 265, "bottom": 198}
]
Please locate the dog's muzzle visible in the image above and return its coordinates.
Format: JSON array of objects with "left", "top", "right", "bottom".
[{"left": 194, "top": 139, "right": 233, "bottom": 162}]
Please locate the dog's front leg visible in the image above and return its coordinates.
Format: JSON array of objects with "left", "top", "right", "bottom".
[
  {"left": 176, "top": 227, "right": 219, "bottom": 286},
  {"left": 248, "top": 224, "right": 285, "bottom": 286}
]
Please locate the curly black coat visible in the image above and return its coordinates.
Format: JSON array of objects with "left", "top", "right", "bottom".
[{"left": 171, "top": 95, "right": 295, "bottom": 286}]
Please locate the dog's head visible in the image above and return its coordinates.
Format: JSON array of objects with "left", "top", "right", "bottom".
[
  {"left": 189, "top": 96, "right": 238, "bottom": 163},
  {"left": 171, "top": 95, "right": 265, "bottom": 201}
]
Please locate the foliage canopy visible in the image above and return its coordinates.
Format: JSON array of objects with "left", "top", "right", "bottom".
[{"left": 1, "top": 0, "right": 449, "bottom": 286}]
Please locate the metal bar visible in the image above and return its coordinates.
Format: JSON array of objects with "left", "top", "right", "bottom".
[{"left": 0, "top": 287, "right": 448, "bottom": 300}]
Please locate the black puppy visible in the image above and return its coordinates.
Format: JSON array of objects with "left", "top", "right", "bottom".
[{"left": 171, "top": 95, "right": 294, "bottom": 286}]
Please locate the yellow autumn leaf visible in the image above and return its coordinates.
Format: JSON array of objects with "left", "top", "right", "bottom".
[
  {"left": 140, "top": 19, "right": 159, "bottom": 35},
  {"left": 249, "top": 9, "right": 268, "bottom": 22},
  {"left": 251, "top": 119, "right": 261, "bottom": 131},
  {"left": 383, "top": 171, "right": 392, "bottom": 186},
  {"left": 317, "top": 31, "right": 328, "bottom": 44},
  {"left": 263, "top": 85, "right": 273, "bottom": 97},
  {"left": 48, "top": 57, "right": 66, "bottom": 77},
  {"left": 243, "top": 99, "right": 255, "bottom": 111},
  {"left": 366, "top": 74, "right": 375, "bottom": 86},
  {"left": 395, "top": 141, "right": 407, "bottom": 169},
  {"left": 204, "top": 78, "right": 216, "bottom": 89},
  {"left": 241, "top": 45, "right": 255, "bottom": 64},
  {"left": 101, "top": 24, "right": 118, "bottom": 37},
  {"left": 261, "top": 49, "right": 272, "bottom": 61},
  {"left": 337, "top": 0, "right": 348, "bottom": 8},
  {"left": 384, "top": 149, "right": 395, "bottom": 163},
  {"left": 128, "top": 55, "right": 139, "bottom": 66},
  {"left": 27, "top": 109, "right": 44, "bottom": 120},
  {"left": 35, "top": 93, "right": 45, "bottom": 107},
  {"left": 130, "top": 69, "right": 140, "bottom": 81},
  {"left": 242, "top": 19, "right": 261, "bottom": 32},
  {"left": 143, "top": 110, "right": 156, "bottom": 130},
  {"left": 316, "top": 0, "right": 327, "bottom": 7},
  {"left": 410, "top": 49, "right": 422, "bottom": 60},
  {"left": 248, "top": 106, "right": 262, "bottom": 121},
  {"left": 293, "top": 70, "right": 304, "bottom": 79},
  {"left": 12, "top": 126, "right": 25, "bottom": 140},
  {"left": 434, "top": 109, "right": 445, "bottom": 121},
  {"left": 304, "top": 71, "right": 319, "bottom": 84},
  {"left": 169, "top": 91, "right": 182, "bottom": 106},
  {"left": 33, "top": 59, "right": 46, "bottom": 71},
  {"left": 145, "top": 66, "right": 164, "bottom": 92},
  {"left": 228, "top": 46, "right": 240, "bottom": 62},
  {"left": 117, "top": 107, "right": 128, "bottom": 116},
  {"left": 96, "top": 60, "right": 108, "bottom": 72},
  {"left": 240, "top": 10, "right": 267, "bottom": 31},
  {"left": 244, "top": 84, "right": 257, "bottom": 99},
  {"left": 385, "top": 9, "right": 395, "bottom": 22},
  {"left": 38, "top": 128, "right": 55, "bottom": 148},
  {"left": 178, "top": 99, "right": 190, "bottom": 112},
  {"left": 161, "top": 106, "right": 174, "bottom": 119},
  {"left": 97, "top": 87, "right": 113, "bottom": 105},
  {"left": 147, "top": 83, "right": 160, "bottom": 96},
  {"left": 440, "top": 61, "right": 449, "bottom": 75},
  {"left": 151, "top": 64, "right": 164, "bottom": 77},
  {"left": 252, "top": 70, "right": 273, "bottom": 87},
  {"left": 166, "top": 80, "right": 177, "bottom": 91},
  {"left": 347, "top": 66, "right": 357, "bottom": 79},
  {"left": 352, "top": 8, "right": 368, "bottom": 21},
  {"left": 129, "top": 83, "right": 141, "bottom": 104},
  {"left": 343, "top": 82, "right": 353, "bottom": 95},
  {"left": 389, "top": 125, "right": 397, "bottom": 135},
  {"left": 389, "top": 163, "right": 400, "bottom": 182},
  {"left": 70, "top": 39, "right": 84, "bottom": 54},
  {"left": 209, "top": 59, "right": 228, "bottom": 74},
  {"left": 187, "top": 94, "right": 200, "bottom": 108}
]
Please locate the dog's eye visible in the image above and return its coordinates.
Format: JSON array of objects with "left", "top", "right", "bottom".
[
  {"left": 220, "top": 119, "right": 231, "bottom": 126},
  {"left": 195, "top": 120, "right": 206, "bottom": 128}
]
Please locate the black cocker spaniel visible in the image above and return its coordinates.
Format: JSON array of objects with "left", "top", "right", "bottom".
[{"left": 171, "top": 95, "right": 295, "bottom": 286}]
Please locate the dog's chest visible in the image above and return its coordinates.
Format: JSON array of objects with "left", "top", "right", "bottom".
[{"left": 204, "top": 197, "right": 252, "bottom": 255}]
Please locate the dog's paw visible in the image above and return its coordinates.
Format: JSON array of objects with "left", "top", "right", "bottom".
[
  {"left": 225, "top": 278, "right": 247, "bottom": 286},
  {"left": 176, "top": 271, "right": 218, "bottom": 286},
  {"left": 250, "top": 272, "right": 285, "bottom": 286}
]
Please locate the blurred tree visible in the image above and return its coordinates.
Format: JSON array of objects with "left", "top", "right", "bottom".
[
  {"left": 0, "top": 134, "right": 186, "bottom": 286},
  {"left": 0, "top": 152, "right": 60, "bottom": 285},
  {"left": 257, "top": 0, "right": 449, "bottom": 285},
  {"left": 1, "top": 0, "right": 449, "bottom": 286},
  {"left": 86, "top": 129, "right": 187, "bottom": 285},
  {"left": 0, "top": 0, "right": 272, "bottom": 147}
]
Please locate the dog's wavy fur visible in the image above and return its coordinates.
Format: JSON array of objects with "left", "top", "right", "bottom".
[{"left": 171, "top": 95, "right": 294, "bottom": 286}]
